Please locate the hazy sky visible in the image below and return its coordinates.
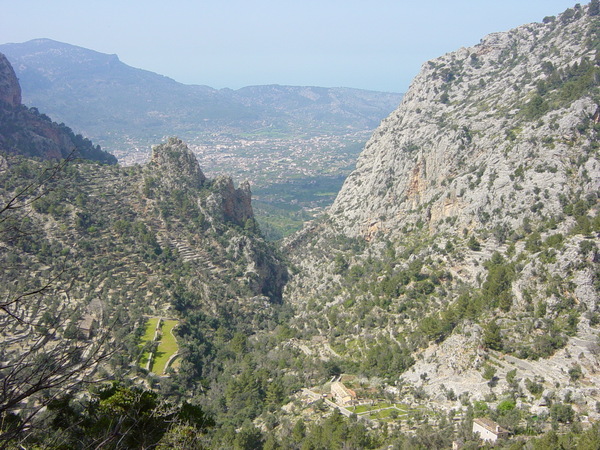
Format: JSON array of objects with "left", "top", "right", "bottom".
[{"left": 0, "top": 0, "right": 581, "bottom": 92}]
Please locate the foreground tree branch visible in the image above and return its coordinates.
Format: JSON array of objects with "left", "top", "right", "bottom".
[{"left": 0, "top": 152, "right": 113, "bottom": 446}]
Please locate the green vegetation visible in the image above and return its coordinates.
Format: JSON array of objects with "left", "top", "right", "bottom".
[
  {"left": 153, "top": 319, "right": 179, "bottom": 375},
  {"left": 4, "top": 5, "right": 600, "bottom": 449},
  {"left": 522, "top": 56, "right": 600, "bottom": 121},
  {"left": 348, "top": 402, "right": 393, "bottom": 414},
  {"left": 24, "top": 383, "right": 214, "bottom": 448},
  {"left": 0, "top": 145, "right": 289, "bottom": 446},
  {"left": 138, "top": 318, "right": 159, "bottom": 367},
  {"left": 253, "top": 174, "right": 350, "bottom": 240}
]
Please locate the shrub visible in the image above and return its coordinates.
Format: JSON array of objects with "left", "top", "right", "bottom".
[
  {"left": 525, "top": 378, "right": 543, "bottom": 396},
  {"left": 482, "top": 364, "right": 497, "bottom": 380},
  {"left": 467, "top": 235, "right": 481, "bottom": 251},
  {"left": 550, "top": 403, "right": 575, "bottom": 423},
  {"left": 568, "top": 364, "right": 583, "bottom": 382},
  {"left": 497, "top": 399, "right": 516, "bottom": 412}
]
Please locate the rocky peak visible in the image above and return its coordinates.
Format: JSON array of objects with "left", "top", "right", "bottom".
[
  {"left": 0, "top": 52, "right": 21, "bottom": 107},
  {"left": 147, "top": 137, "right": 253, "bottom": 226},
  {"left": 149, "top": 137, "right": 206, "bottom": 190}
]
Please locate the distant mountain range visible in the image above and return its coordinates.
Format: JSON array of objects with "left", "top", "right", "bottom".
[{"left": 0, "top": 39, "right": 402, "bottom": 154}]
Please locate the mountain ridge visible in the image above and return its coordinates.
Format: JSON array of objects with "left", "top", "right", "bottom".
[
  {"left": 3, "top": 4, "right": 600, "bottom": 448},
  {"left": 0, "top": 39, "right": 402, "bottom": 154}
]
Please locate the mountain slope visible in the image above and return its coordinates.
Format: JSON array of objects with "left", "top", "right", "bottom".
[
  {"left": 0, "top": 136, "right": 288, "bottom": 441},
  {"left": 283, "top": 2, "right": 600, "bottom": 429},
  {"left": 0, "top": 39, "right": 402, "bottom": 153},
  {"left": 330, "top": 7, "right": 599, "bottom": 240},
  {"left": 0, "top": 52, "right": 116, "bottom": 163}
]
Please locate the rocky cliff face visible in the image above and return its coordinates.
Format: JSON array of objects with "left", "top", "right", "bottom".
[
  {"left": 0, "top": 51, "right": 116, "bottom": 163},
  {"left": 0, "top": 53, "right": 21, "bottom": 107},
  {"left": 204, "top": 177, "right": 254, "bottom": 227},
  {"left": 331, "top": 6, "right": 599, "bottom": 240},
  {"left": 283, "top": 4, "right": 600, "bottom": 421}
]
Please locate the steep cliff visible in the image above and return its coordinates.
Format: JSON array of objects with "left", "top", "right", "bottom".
[
  {"left": 0, "top": 51, "right": 116, "bottom": 163},
  {"left": 331, "top": 5, "right": 599, "bottom": 240},
  {"left": 0, "top": 53, "right": 21, "bottom": 107},
  {"left": 283, "top": 3, "right": 600, "bottom": 422}
]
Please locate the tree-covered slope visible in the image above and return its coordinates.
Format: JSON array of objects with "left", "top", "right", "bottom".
[{"left": 0, "top": 137, "right": 289, "bottom": 445}]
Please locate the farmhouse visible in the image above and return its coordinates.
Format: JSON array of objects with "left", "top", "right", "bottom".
[
  {"left": 473, "top": 418, "right": 509, "bottom": 442},
  {"left": 331, "top": 381, "right": 357, "bottom": 406}
]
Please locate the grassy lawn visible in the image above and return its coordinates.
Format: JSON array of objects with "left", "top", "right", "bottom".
[
  {"left": 152, "top": 319, "right": 179, "bottom": 375},
  {"left": 138, "top": 318, "right": 179, "bottom": 375},
  {"left": 348, "top": 402, "right": 393, "bottom": 414},
  {"left": 142, "top": 318, "right": 159, "bottom": 342},
  {"left": 372, "top": 409, "right": 397, "bottom": 419},
  {"left": 138, "top": 318, "right": 159, "bottom": 367}
]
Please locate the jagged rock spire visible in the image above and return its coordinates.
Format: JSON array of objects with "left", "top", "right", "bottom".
[{"left": 149, "top": 137, "right": 206, "bottom": 190}]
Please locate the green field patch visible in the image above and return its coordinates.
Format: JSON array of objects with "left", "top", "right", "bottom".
[
  {"left": 372, "top": 409, "right": 395, "bottom": 419},
  {"left": 348, "top": 402, "right": 393, "bottom": 414},
  {"left": 138, "top": 318, "right": 160, "bottom": 367},
  {"left": 348, "top": 405, "right": 370, "bottom": 414},
  {"left": 142, "top": 318, "right": 159, "bottom": 341},
  {"left": 152, "top": 320, "right": 179, "bottom": 375},
  {"left": 138, "top": 318, "right": 179, "bottom": 375}
]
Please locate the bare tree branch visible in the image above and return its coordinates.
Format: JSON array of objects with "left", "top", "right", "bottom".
[{"left": 0, "top": 151, "right": 115, "bottom": 447}]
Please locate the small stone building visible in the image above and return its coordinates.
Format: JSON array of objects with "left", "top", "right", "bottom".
[
  {"left": 473, "top": 418, "right": 509, "bottom": 442},
  {"left": 331, "top": 381, "right": 357, "bottom": 406}
]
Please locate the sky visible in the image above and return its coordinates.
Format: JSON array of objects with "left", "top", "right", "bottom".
[{"left": 0, "top": 0, "right": 582, "bottom": 93}]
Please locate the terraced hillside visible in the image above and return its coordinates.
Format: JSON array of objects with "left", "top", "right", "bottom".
[{"left": 0, "top": 138, "right": 287, "bottom": 425}]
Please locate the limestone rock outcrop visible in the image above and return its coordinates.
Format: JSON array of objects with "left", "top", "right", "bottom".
[
  {"left": 330, "top": 7, "right": 599, "bottom": 239},
  {"left": 205, "top": 176, "right": 254, "bottom": 227},
  {"left": 0, "top": 53, "right": 21, "bottom": 107},
  {"left": 149, "top": 137, "right": 206, "bottom": 190}
]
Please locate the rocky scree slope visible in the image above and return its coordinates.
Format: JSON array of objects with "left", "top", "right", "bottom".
[{"left": 283, "top": 4, "right": 600, "bottom": 421}]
